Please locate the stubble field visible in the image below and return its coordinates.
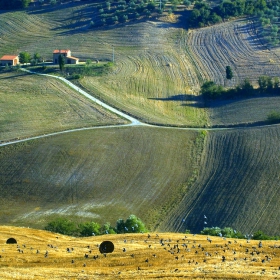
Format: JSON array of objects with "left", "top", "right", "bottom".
[{"left": 0, "top": 226, "right": 279, "bottom": 279}]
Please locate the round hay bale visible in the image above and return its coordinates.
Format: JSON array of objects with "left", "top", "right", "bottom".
[
  {"left": 6, "top": 238, "right": 17, "bottom": 244},
  {"left": 99, "top": 241, "right": 114, "bottom": 254}
]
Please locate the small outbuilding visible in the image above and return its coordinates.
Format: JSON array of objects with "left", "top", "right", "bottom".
[
  {"left": 53, "top": 50, "right": 79, "bottom": 64},
  {"left": 0, "top": 55, "right": 19, "bottom": 66}
]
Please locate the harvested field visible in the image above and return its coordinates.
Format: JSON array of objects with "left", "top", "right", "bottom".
[
  {"left": 186, "top": 20, "right": 280, "bottom": 87},
  {"left": 161, "top": 125, "right": 280, "bottom": 236},
  {"left": 0, "top": 226, "right": 279, "bottom": 279},
  {"left": 0, "top": 127, "right": 204, "bottom": 230},
  {"left": 0, "top": 71, "right": 125, "bottom": 142},
  {"left": 207, "top": 95, "right": 280, "bottom": 126}
]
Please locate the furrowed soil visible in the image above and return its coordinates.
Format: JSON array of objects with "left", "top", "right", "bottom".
[
  {"left": 161, "top": 125, "right": 280, "bottom": 236},
  {"left": 0, "top": 226, "right": 279, "bottom": 279},
  {"left": 0, "top": 127, "right": 204, "bottom": 230},
  {"left": 0, "top": 71, "right": 125, "bottom": 142}
]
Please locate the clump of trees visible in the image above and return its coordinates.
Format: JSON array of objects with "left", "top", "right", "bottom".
[
  {"left": 0, "top": 0, "right": 30, "bottom": 9},
  {"left": 19, "top": 51, "right": 42, "bottom": 65},
  {"left": 188, "top": 0, "right": 280, "bottom": 46},
  {"left": 200, "top": 76, "right": 280, "bottom": 99},
  {"left": 201, "top": 226, "right": 280, "bottom": 240},
  {"left": 45, "top": 214, "right": 148, "bottom": 236}
]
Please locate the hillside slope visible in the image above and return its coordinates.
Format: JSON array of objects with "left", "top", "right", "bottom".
[
  {"left": 0, "top": 127, "right": 203, "bottom": 230},
  {"left": 161, "top": 125, "right": 280, "bottom": 235}
]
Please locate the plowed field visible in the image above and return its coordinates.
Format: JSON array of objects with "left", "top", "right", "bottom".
[
  {"left": 161, "top": 125, "right": 280, "bottom": 236},
  {"left": 0, "top": 127, "right": 204, "bottom": 230}
]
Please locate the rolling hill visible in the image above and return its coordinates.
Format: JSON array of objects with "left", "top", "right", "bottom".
[{"left": 0, "top": 0, "right": 280, "bottom": 239}]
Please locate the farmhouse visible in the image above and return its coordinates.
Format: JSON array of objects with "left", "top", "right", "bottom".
[
  {"left": 0, "top": 55, "right": 19, "bottom": 66},
  {"left": 53, "top": 50, "right": 79, "bottom": 64}
]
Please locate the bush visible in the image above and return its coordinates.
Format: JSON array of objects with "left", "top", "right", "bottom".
[
  {"left": 79, "top": 222, "right": 100, "bottom": 236},
  {"left": 267, "top": 111, "right": 280, "bottom": 123},
  {"left": 116, "top": 215, "right": 148, "bottom": 233},
  {"left": 45, "top": 218, "right": 77, "bottom": 236}
]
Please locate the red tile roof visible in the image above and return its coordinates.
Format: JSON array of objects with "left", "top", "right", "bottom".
[
  {"left": 0, "top": 55, "right": 18, "bottom": 60},
  {"left": 53, "top": 49, "right": 70, "bottom": 54}
]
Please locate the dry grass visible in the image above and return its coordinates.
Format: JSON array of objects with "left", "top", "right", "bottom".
[
  {"left": 0, "top": 226, "right": 279, "bottom": 279},
  {"left": 0, "top": 71, "right": 125, "bottom": 141}
]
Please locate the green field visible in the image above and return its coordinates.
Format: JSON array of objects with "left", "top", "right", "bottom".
[{"left": 0, "top": 71, "right": 125, "bottom": 142}]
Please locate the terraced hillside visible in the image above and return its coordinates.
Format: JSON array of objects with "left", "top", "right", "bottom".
[
  {"left": 0, "top": 226, "right": 279, "bottom": 279},
  {"left": 161, "top": 125, "right": 280, "bottom": 236},
  {"left": 0, "top": 71, "right": 124, "bottom": 142},
  {"left": 187, "top": 20, "right": 280, "bottom": 87},
  {"left": 0, "top": 127, "right": 204, "bottom": 230}
]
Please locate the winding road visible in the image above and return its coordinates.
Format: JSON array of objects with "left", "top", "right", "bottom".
[{"left": 0, "top": 68, "right": 278, "bottom": 147}]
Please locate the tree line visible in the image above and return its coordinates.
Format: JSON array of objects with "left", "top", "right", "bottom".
[
  {"left": 188, "top": 0, "right": 267, "bottom": 27},
  {"left": 201, "top": 226, "right": 280, "bottom": 240},
  {"left": 45, "top": 214, "right": 148, "bottom": 236},
  {"left": 0, "top": 0, "right": 30, "bottom": 9},
  {"left": 200, "top": 76, "right": 280, "bottom": 100}
]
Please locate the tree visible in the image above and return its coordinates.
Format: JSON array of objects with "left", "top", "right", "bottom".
[
  {"left": 45, "top": 217, "right": 77, "bottom": 235},
  {"left": 79, "top": 222, "right": 100, "bottom": 236},
  {"left": 116, "top": 215, "right": 148, "bottom": 233},
  {"left": 58, "top": 54, "right": 65, "bottom": 71},
  {"left": 19, "top": 52, "right": 31, "bottom": 64},
  {"left": 226, "top": 66, "right": 233, "bottom": 80}
]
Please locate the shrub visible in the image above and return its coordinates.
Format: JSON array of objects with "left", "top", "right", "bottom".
[
  {"left": 79, "top": 222, "right": 100, "bottom": 236},
  {"left": 267, "top": 111, "right": 280, "bottom": 123},
  {"left": 116, "top": 215, "right": 148, "bottom": 233},
  {"left": 45, "top": 218, "right": 77, "bottom": 236}
]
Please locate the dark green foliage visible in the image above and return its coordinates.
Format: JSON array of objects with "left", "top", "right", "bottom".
[
  {"left": 200, "top": 81, "right": 225, "bottom": 99},
  {"left": 201, "top": 227, "right": 248, "bottom": 239},
  {"left": 201, "top": 75, "right": 280, "bottom": 100},
  {"left": 252, "top": 230, "right": 279, "bottom": 240},
  {"left": 19, "top": 52, "right": 31, "bottom": 64},
  {"left": 58, "top": 55, "right": 65, "bottom": 72},
  {"left": 45, "top": 215, "right": 147, "bottom": 236},
  {"left": 267, "top": 111, "right": 280, "bottom": 123},
  {"left": 226, "top": 66, "right": 233, "bottom": 80},
  {"left": 79, "top": 222, "right": 101, "bottom": 237},
  {"left": 0, "top": 0, "right": 30, "bottom": 9},
  {"left": 116, "top": 215, "right": 148, "bottom": 233},
  {"left": 45, "top": 218, "right": 77, "bottom": 236}
]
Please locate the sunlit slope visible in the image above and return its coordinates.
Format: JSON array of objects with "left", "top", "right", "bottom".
[
  {"left": 161, "top": 126, "right": 280, "bottom": 235},
  {"left": 0, "top": 127, "right": 203, "bottom": 229},
  {"left": 0, "top": 72, "right": 124, "bottom": 142},
  {"left": 0, "top": 4, "right": 208, "bottom": 127},
  {"left": 1, "top": 226, "right": 279, "bottom": 279}
]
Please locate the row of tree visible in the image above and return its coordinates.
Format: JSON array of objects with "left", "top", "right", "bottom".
[
  {"left": 0, "top": 0, "right": 30, "bottom": 9},
  {"left": 45, "top": 214, "right": 148, "bottom": 236},
  {"left": 188, "top": 0, "right": 267, "bottom": 27},
  {"left": 200, "top": 76, "right": 280, "bottom": 99},
  {"left": 201, "top": 227, "right": 280, "bottom": 240}
]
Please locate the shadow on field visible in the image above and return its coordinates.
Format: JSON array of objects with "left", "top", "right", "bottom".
[
  {"left": 0, "top": 72, "right": 32, "bottom": 79},
  {"left": 149, "top": 94, "right": 205, "bottom": 108}
]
